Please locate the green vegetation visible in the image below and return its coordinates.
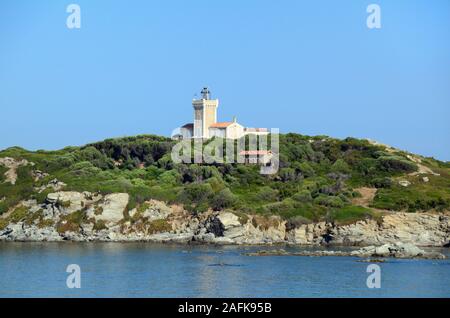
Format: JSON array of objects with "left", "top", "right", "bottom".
[
  {"left": 93, "top": 219, "right": 107, "bottom": 231},
  {"left": 372, "top": 172, "right": 450, "bottom": 212},
  {"left": 0, "top": 166, "right": 7, "bottom": 182},
  {"left": 328, "top": 206, "right": 381, "bottom": 225},
  {"left": 56, "top": 210, "right": 87, "bottom": 233},
  {"left": 147, "top": 219, "right": 172, "bottom": 234},
  {"left": 1, "top": 133, "right": 449, "bottom": 228},
  {"left": 9, "top": 205, "right": 29, "bottom": 223}
]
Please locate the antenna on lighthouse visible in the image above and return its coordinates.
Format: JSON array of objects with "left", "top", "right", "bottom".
[{"left": 201, "top": 87, "right": 210, "bottom": 100}]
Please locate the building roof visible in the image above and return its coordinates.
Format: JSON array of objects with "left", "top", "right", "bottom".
[
  {"left": 209, "top": 122, "right": 233, "bottom": 128},
  {"left": 182, "top": 123, "right": 193, "bottom": 129},
  {"left": 239, "top": 150, "right": 272, "bottom": 156}
]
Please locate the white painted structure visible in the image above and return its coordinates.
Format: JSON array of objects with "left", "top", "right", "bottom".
[{"left": 176, "top": 87, "right": 269, "bottom": 140}]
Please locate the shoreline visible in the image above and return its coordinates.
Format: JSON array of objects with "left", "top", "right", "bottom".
[
  {"left": 1, "top": 240, "right": 447, "bottom": 261},
  {"left": 1, "top": 193, "right": 449, "bottom": 249}
]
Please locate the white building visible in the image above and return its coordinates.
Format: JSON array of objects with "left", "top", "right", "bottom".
[{"left": 175, "top": 87, "right": 268, "bottom": 140}]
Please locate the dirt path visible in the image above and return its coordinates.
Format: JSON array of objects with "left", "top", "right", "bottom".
[{"left": 352, "top": 187, "right": 378, "bottom": 207}]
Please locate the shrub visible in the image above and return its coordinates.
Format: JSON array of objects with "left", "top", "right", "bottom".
[
  {"left": 0, "top": 166, "right": 8, "bottom": 182},
  {"left": 38, "top": 219, "right": 54, "bottom": 228},
  {"left": 93, "top": 220, "right": 107, "bottom": 231},
  {"left": 56, "top": 210, "right": 87, "bottom": 233},
  {"left": 285, "top": 215, "right": 312, "bottom": 230},
  {"left": 279, "top": 168, "right": 297, "bottom": 182},
  {"left": 331, "top": 159, "right": 350, "bottom": 174},
  {"left": 329, "top": 206, "right": 378, "bottom": 225},
  {"left": 147, "top": 219, "right": 171, "bottom": 234},
  {"left": 42, "top": 153, "right": 76, "bottom": 172},
  {"left": 256, "top": 186, "right": 279, "bottom": 202},
  {"left": 70, "top": 161, "right": 101, "bottom": 177},
  {"left": 298, "top": 162, "right": 315, "bottom": 178},
  {"left": 261, "top": 200, "right": 295, "bottom": 215},
  {"left": 371, "top": 177, "right": 392, "bottom": 188},
  {"left": 177, "top": 183, "right": 214, "bottom": 213},
  {"left": 251, "top": 215, "right": 281, "bottom": 231},
  {"left": 9, "top": 206, "right": 28, "bottom": 223},
  {"left": 210, "top": 188, "right": 237, "bottom": 211},
  {"left": 0, "top": 218, "right": 8, "bottom": 230},
  {"left": 77, "top": 146, "right": 114, "bottom": 169},
  {"left": 313, "top": 195, "right": 345, "bottom": 208},
  {"left": 377, "top": 155, "right": 417, "bottom": 173},
  {"left": 292, "top": 190, "right": 313, "bottom": 203},
  {"left": 158, "top": 170, "right": 182, "bottom": 186}
]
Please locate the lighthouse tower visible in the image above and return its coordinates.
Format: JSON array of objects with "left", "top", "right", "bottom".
[{"left": 192, "top": 87, "right": 219, "bottom": 138}]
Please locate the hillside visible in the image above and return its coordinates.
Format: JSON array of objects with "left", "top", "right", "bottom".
[{"left": 0, "top": 133, "right": 449, "bottom": 239}]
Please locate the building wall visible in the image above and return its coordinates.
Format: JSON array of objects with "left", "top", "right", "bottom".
[
  {"left": 203, "top": 100, "right": 218, "bottom": 138},
  {"left": 193, "top": 107, "right": 203, "bottom": 138},
  {"left": 225, "top": 123, "right": 244, "bottom": 139},
  {"left": 181, "top": 127, "right": 193, "bottom": 139},
  {"left": 193, "top": 99, "right": 218, "bottom": 138},
  {"left": 209, "top": 127, "right": 226, "bottom": 138}
]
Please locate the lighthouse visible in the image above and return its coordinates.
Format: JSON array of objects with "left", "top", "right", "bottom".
[
  {"left": 192, "top": 87, "right": 219, "bottom": 139},
  {"left": 173, "top": 87, "right": 269, "bottom": 141}
]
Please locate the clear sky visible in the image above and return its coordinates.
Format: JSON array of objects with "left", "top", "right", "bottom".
[{"left": 1, "top": 0, "right": 449, "bottom": 160}]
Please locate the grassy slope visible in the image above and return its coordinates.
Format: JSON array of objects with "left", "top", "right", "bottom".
[{"left": 0, "top": 134, "right": 449, "bottom": 226}]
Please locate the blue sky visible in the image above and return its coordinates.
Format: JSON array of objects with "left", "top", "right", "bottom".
[{"left": 1, "top": 0, "right": 449, "bottom": 160}]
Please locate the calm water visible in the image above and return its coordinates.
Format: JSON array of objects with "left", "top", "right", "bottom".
[{"left": 0, "top": 242, "right": 449, "bottom": 297}]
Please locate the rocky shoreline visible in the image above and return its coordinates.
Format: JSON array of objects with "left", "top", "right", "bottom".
[
  {"left": 1, "top": 191, "right": 450, "bottom": 254},
  {"left": 246, "top": 242, "right": 447, "bottom": 259}
]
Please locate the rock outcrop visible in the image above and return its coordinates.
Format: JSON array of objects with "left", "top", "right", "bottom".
[
  {"left": 0, "top": 191, "right": 449, "bottom": 251},
  {"left": 91, "top": 193, "right": 129, "bottom": 224},
  {"left": 0, "top": 157, "right": 32, "bottom": 185},
  {"left": 285, "top": 213, "right": 450, "bottom": 247},
  {"left": 247, "top": 242, "right": 446, "bottom": 259}
]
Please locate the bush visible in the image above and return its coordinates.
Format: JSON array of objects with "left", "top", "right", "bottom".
[
  {"left": 329, "top": 206, "right": 378, "bottom": 225},
  {"left": 260, "top": 200, "right": 294, "bottom": 215},
  {"left": 210, "top": 188, "right": 237, "bottom": 211},
  {"left": 285, "top": 215, "right": 312, "bottom": 230},
  {"left": 9, "top": 205, "right": 28, "bottom": 223},
  {"left": 70, "top": 161, "right": 101, "bottom": 177},
  {"left": 256, "top": 186, "right": 279, "bottom": 202},
  {"left": 298, "top": 162, "right": 315, "bottom": 178},
  {"left": 77, "top": 146, "right": 114, "bottom": 169},
  {"left": 331, "top": 159, "right": 350, "bottom": 174},
  {"left": 93, "top": 220, "right": 107, "bottom": 231},
  {"left": 42, "top": 153, "right": 76, "bottom": 172},
  {"left": 292, "top": 190, "right": 313, "bottom": 203},
  {"left": 279, "top": 168, "right": 297, "bottom": 182},
  {"left": 56, "top": 210, "right": 87, "bottom": 233},
  {"left": 158, "top": 170, "right": 182, "bottom": 186},
  {"left": 0, "top": 166, "right": 8, "bottom": 182},
  {"left": 147, "top": 219, "right": 172, "bottom": 234},
  {"left": 377, "top": 155, "right": 417, "bottom": 173},
  {"left": 371, "top": 177, "right": 392, "bottom": 188},
  {"left": 313, "top": 195, "right": 345, "bottom": 208},
  {"left": 177, "top": 183, "right": 214, "bottom": 213},
  {"left": 0, "top": 218, "right": 8, "bottom": 230}
]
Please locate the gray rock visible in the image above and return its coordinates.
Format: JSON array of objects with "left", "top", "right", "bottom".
[
  {"left": 91, "top": 193, "right": 129, "bottom": 224},
  {"left": 247, "top": 243, "right": 446, "bottom": 260}
]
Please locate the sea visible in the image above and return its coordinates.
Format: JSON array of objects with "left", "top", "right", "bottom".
[{"left": 0, "top": 242, "right": 448, "bottom": 297}]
